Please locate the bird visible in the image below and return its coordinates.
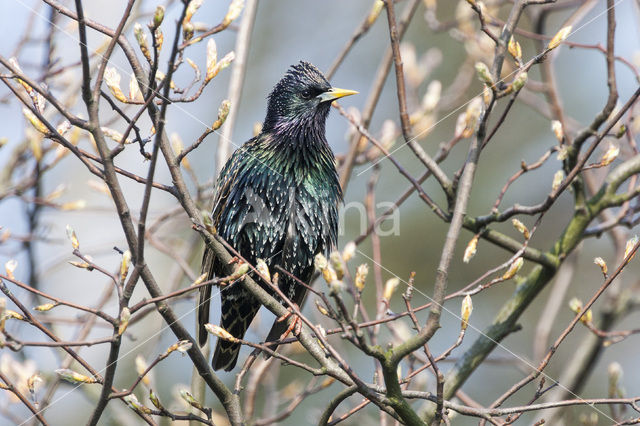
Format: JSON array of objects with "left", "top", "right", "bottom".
[{"left": 197, "top": 61, "right": 357, "bottom": 371}]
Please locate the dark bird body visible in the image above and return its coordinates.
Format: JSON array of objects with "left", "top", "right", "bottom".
[{"left": 197, "top": 62, "right": 356, "bottom": 371}]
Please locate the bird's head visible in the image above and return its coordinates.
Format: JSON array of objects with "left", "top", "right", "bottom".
[{"left": 263, "top": 61, "right": 357, "bottom": 133}]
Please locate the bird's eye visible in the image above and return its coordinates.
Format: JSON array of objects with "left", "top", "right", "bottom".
[{"left": 301, "top": 90, "right": 312, "bottom": 100}]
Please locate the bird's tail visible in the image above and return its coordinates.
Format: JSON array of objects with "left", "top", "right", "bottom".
[
  {"left": 196, "top": 283, "right": 212, "bottom": 346},
  {"left": 261, "top": 279, "right": 312, "bottom": 358},
  {"left": 262, "top": 320, "right": 288, "bottom": 356},
  {"left": 212, "top": 299, "right": 260, "bottom": 371}
]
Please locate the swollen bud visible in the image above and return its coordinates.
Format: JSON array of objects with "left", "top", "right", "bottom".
[
  {"left": 183, "top": 21, "right": 195, "bottom": 42},
  {"left": 205, "top": 51, "right": 235, "bottom": 83},
  {"left": 367, "top": 1, "right": 384, "bottom": 26},
  {"left": 600, "top": 144, "right": 619, "bottom": 166},
  {"left": 463, "top": 235, "right": 479, "bottom": 263},
  {"left": 608, "top": 362, "right": 624, "bottom": 398},
  {"left": 508, "top": 36, "right": 522, "bottom": 61},
  {"left": 129, "top": 75, "right": 142, "bottom": 102},
  {"left": 474, "top": 62, "right": 493, "bottom": 86},
  {"left": 568, "top": 297, "right": 582, "bottom": 314},
  {"left": 460, "top": 294, "right": 473, "bottom": 331},
  {"left": 222, "top": 262, "right": 249, "bottom": 282},
  {"left": 27, "top": 374, "right": 42, "bottom": 399},
  {"left": 212, "top": 99, "right": 231, "bottom": 130},
  {"left": 180, "top": 389, "right": 205, "bottom": 412},
  {"left": 511, "top": 71, "right": 527, "bottom": 92},
  {"left": 152, "top": 6, "right": 165, "bottom": 28},
  {"left": 191, "top": 273, "right": 207, "bottom": 287},
  {"left": 165, "top": 339, "right": 192, "bottom": 355},
  {"left": 154, "top": 28, "right": 164, "bottom": 51},
  {"left": 329, "top": 279, "right": 344, "bottom": 295},
  {"left": 354, "top": 264, "right": 368, "bottom": 292},
  {"left": 134, "top": 23, "right": 151, "bottom": 62},
  {"left": 22, "top": 108, "right": 48, "bottom": 134},
  {"left": 205, "top": 39, "right": 217, "bottom": 80},
  {"left": 68, "top": 260, "right": 92, "bottom": 270},
  {"left": 223, "top": 0, "right": 245, "bottom": 27},
  {"left": 624, "top": 235, "right": 638, "bottom": 260},
  {"left": 511, "top": 219, "right": 530, "bottom": 239},
  {"left": 135, "top": 355, "right": 150, "bottom": 387},
  {"left": 551, "top": 120, "right": 563, "bottom": 142},
  {"left": 184, "top": 0, "right": 202, "bottom": 23},
  {"left": 256, "top": 258, "right": 271, "bottom": 282},
  {"left": 4, "top": 259, "right": 17, "bottom": 280},
  {"left": 315, "top": 300, "right": 330, "bottom": 317},
  {"left": 568, "top": 297, "right": 592, "bottom": 324},
  {"left": 502, "top": 257, "right": 523, "bottom": 280},
  {"left": 461, "top": 97, "right": 483, "bottom": 138},
  {"left": 593, "top": 257, "right": 607, "bottom": 277},
  {"left": 120, "top": 250, "right": 131, "bottom": 282},
  {"left": 201, "top": 210, "right": 215, "bottom": 233},
  {"left": 329, "top": 251, "right": 345, "bottom": 280},
  {"left": 149, "top": 389, "right": 164, "bottom": 410},
  {"left": 204, "top": 323, "right": 237, "bottom": 342},
  {"left": 551, "top": 170, "right": 564, "bottom": 192},
  {"left": 34, "top": 303, "right": 57, "bottom": 312},
  {"left": 55, "top": 368, "right": 98, "bottom": 384},
  {"left": 4, "top": 310, "right": 25, "bottom": 321},
  {"left": 548, "top": 26, "right": 572, "bottom": 50},
  {"left": 314, "top": 253, "right": 328, "bottom": 271},
  {"left": 421, "top": 81, "right": 441, "bottom": 113},
  {"left": 342, "top": 241, "right": 356, "bottom": 262},
  {"left": 383, "top": 278, "right": 400, "bottom": 301},
  {"left": 118, "top": 307, "right": 131, "bottom": 336},
  {"left": 124, "top": 393, "right": 152, "bottom": 414},
  {"left": 104, "top": 68, "right": 127, "bottom": 102}
]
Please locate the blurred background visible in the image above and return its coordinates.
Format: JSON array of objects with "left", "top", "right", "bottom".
[{"left": 1, "top": 0, "right": 639, "bottom": 424}]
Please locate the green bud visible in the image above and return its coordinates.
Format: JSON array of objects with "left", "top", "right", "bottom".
[
  {"left": 329, "top": 251, "right": 345, "bottom": 280},
  {"left": 55, "top": 368, "right": 97, "bottom": 384},
  {"left": 149, "top": 389, "right": 163, "bottom": 410},
  {"left": 511, "top": 71, "right": 528, "bottom": 92},
  {"left": 180, "top": 389, "right": 204, "bottom": 411},
  {"left": 124, "top": 394, "right": 152, "bottom": 414},
  {"left": 153, "top": 6, "right": 165, "bottom": 28},
  {"left": 212, "top": 100, "right": 231, "bottom": 130},
  {"left": 474, "top": 62, "right": 493, "bottom": 86}
]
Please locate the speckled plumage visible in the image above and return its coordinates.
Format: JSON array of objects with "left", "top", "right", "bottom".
[{"left": 198, "top": 62, "right": 347, "bottom": 371}]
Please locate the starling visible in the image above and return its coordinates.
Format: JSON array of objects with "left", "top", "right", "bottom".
[{"left": 198, "top": 61, "right": 357, "bottom": 371}]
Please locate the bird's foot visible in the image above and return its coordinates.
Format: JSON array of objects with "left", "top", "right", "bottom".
[
  {"left": 276, "top": 304, "right": 302, "bottom": 339},
  {"left": 227, "top": 256, "right": 241, "bottom": 265}
]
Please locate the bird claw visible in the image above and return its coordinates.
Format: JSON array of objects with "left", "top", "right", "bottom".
[{"left": 276, "top": 304, "right": 302, "bottom": 339}]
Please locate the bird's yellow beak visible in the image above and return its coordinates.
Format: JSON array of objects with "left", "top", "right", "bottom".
[{"left": 318, "top": 87, "right": 358, "bottom": 103}]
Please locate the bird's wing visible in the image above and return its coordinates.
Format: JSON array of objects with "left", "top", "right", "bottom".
[{"left": 197, "top": 145, "right": 247, "bottom": 346}]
